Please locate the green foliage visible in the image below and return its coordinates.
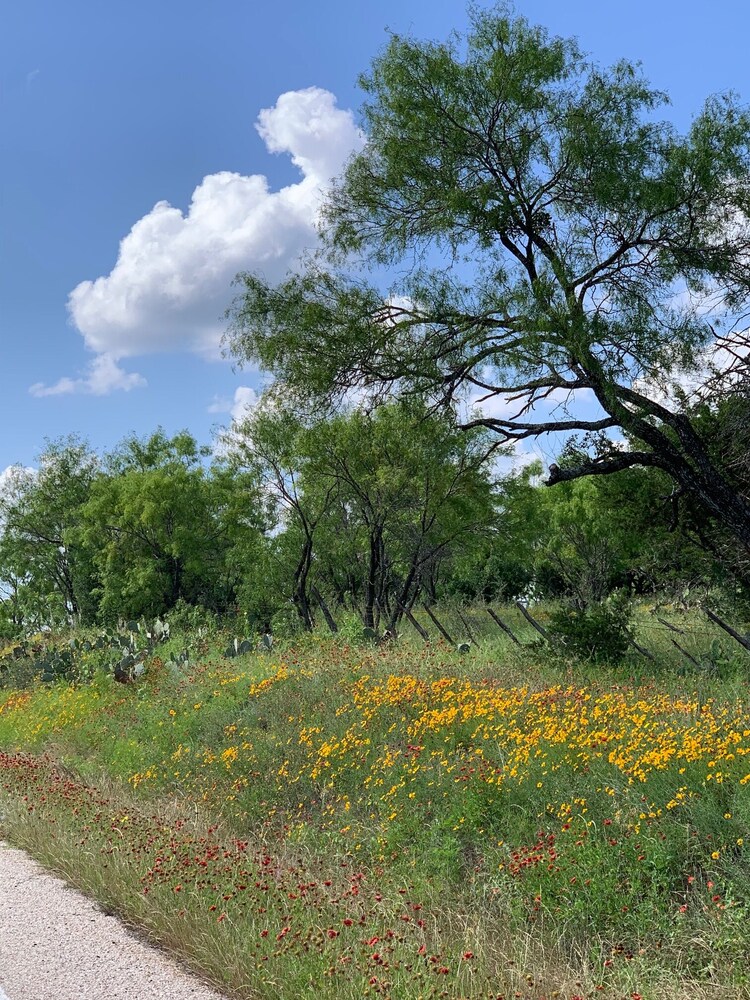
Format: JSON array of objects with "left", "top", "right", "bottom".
[
  {"left": 0, "top": 437, "right": 99, "bottom": 631},
  {"left": 229, "top": 398, "right": 500, "bottom": 634},
  {"left": 80, "top": 429, "right": 264, "bottom": 622},
  {"left": 1, "top": 414, "right": 744, "bottom": 639},
  {"left": 270, "top": 604, "right": 306, "bottom": 639},
  {"left": 227, "top": 2, "right": 750, "bottom": 551},
  {"left": 334, "top": 611, "right": 379, "bottom": 644},
  {"left": 547, "top": 594, "right": 633, "bottom": 663},
  {"left": 165, "top": 599, "right": 222, "bottom": 636}
]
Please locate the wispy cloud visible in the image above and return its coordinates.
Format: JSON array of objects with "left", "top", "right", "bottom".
[{"left": 29, "top": 355, "right": 146, "bottom": 397}]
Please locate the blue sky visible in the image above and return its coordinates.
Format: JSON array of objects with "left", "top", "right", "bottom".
[{"left": 2, "top": 0, "right": 749, "bottom": 471}]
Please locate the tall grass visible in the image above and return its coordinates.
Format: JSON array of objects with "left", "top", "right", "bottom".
[{"left": 1, "top": 610, "right": 749, "bottom": 998}]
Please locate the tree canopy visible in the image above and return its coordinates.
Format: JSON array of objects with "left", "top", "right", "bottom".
[
  {"left": 0, "top": 438, "right": 98, "bottom": 628},
  {"left": 228, "top": 400, "right": 499, "bottom": 634},
  {"left": 226, "top": 4, "right": 750, "bottom": 548},
  {"left": 81, "top": 430, "right": 266, "bottom": 622}
]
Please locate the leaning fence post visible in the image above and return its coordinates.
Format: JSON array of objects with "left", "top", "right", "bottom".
[
  {"left": 515, "top": 601, "right": 550, "bottom": 640},
  {"left": 422, "top": 604, "right": 455, "bottom": 645},
  {"left": 486, "top": 607, "right": 521, "bottom": 646},
  {"left": 669, "top": 637, "right": 701, "bottom": 668},
  {"left": 657, "top": 616, "right": 686, "bottom": 635},
  {"left": 705, "top": 607, "right": 750, "bottom": 654},
  {"left": 628, "top": 636, "right": 656, "bottom": 662},
  {"left": 456, "top": 607, "right": 478, "bottom": 645},
  {"left": 398, "top": 602, "right": 430, "bottom": 643}
]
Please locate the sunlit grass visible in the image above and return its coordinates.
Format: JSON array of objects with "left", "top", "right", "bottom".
[{"left": 1, "top": 622, "right": 750, "bottom": 998}]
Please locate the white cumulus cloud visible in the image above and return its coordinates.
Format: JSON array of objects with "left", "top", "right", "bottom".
[
  {"left": 229, "top": 386, "right": 260, "bottom": 422},
  {"left": 33, "top": 87, "right": 361, "bottom": 398},
  {"left": 207, "top": 385, "right": 260, "bottom": 423}
]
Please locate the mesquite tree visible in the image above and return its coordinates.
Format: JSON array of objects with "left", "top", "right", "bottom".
[
  {"left": 227, "top": 5, "right": 750, "bottom": 550},
  {"left": 229, "top": 400, "right": 498, "bottom": 633}
]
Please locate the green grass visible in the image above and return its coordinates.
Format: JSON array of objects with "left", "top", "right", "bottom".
[{"left": 1, "top": 607, "right": 749, "bottom": 999}]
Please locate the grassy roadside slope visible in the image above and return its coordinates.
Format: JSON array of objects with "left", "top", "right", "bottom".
[{"left": 1, "top": 626, "right": 750, "bottom": 999}]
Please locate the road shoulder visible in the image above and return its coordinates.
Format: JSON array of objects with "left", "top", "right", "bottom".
[{"left": 0, "top": 842, "right": 228, "bottom": 1000}]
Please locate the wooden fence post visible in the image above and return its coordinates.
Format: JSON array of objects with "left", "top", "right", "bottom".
[
  {"left": 398, "top": 602, "right": 430, "bottom": 643},
  {"left": 669, "top": 637, "right": 701, "bottom": 668},
  {"left": 515, "top": 601, "right": 550, "bottom": 640},
  {"left": 486, "top": 608, "right": 521, "bottom": 646},
  {"left": 657, "top": 616, "right": 686, "bottom": 635},
  {"left": 456, "top": 607, "right": 478, "bottom": 645},
  {"left": 628, "top": 636, "right": 656, "bottom": 662},
  {"left": 422, "top": 604, "right": 455, "bottom": 645},
  {"left": 705, "top": 607, "right": 750, "bottom": 654}
]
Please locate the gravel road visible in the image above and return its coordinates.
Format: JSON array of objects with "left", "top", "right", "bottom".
[{"left": 0, "top": 841, "right": 228, "bottom": 1000}]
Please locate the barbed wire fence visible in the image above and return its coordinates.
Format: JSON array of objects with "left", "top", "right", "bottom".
[{"left": 355, "top": 597, "right": 750, "bottom": 669}]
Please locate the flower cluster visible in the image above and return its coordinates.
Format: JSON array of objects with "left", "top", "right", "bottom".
[{"left": 2, "top": 642, "right": 750, "bottom": 996}]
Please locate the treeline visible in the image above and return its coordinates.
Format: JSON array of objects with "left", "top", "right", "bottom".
[
  {"left": 8, "top": 6, "right": 750, "bottom": 640},
  {"left": 1, "top": 397, "right": 746, "bottom": 641}
]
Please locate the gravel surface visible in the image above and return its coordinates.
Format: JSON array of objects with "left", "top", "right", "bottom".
[{"left": 0, "top": 841, "right": 229, "bottom": 1000}]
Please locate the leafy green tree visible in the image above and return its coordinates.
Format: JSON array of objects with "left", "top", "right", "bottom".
[
  {"left": 535, "top": 475, "right": 639, "bottom": 606},
  {"left": 560, "top": 453, "right": 718, "bottom": 597},
  {"left": 675, "top": 391, "right": 750, "bottom": 591},
  {"left": 446, "top": 447, "right": 720, "bottom": 606},
  {"left": 82, "top": 430, "right": 261, "bottom": 621},
  {"left": 227, "top": 407, "right": 339, "bottom": 631},
  {"left": 227, "top": 4, "right": 750, "bottom": 550},
  {"left": 445, "top": 462, "right": 545, "bottom": 602},
  {"left": 231, "top": 401, "right": 499, "bottom": 633},
  {"left": 305, "top": 403, "right": 499, "bottom": 632},
  {"left": 0, "top": 437, "right": 99, "bottom": 629}
]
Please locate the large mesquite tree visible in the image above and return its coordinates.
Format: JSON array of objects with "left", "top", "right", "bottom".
[{"left": 227, "top": 5, "right": 750, "bottom": 550}]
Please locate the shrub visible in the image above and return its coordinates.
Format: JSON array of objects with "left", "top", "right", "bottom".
[
  {"left": 270, "top": 603, "right": 305, "bottom": 639},
  {"left": 548, "top": 594, "right": 632, "bottom": 663},
  {"left": 166, "top": 599, "right": 222, "bottom": 636}
]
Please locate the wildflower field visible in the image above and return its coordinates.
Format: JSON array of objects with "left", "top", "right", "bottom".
[{"left": 1, "top": 630, "right": 749, "bottom": 999}]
